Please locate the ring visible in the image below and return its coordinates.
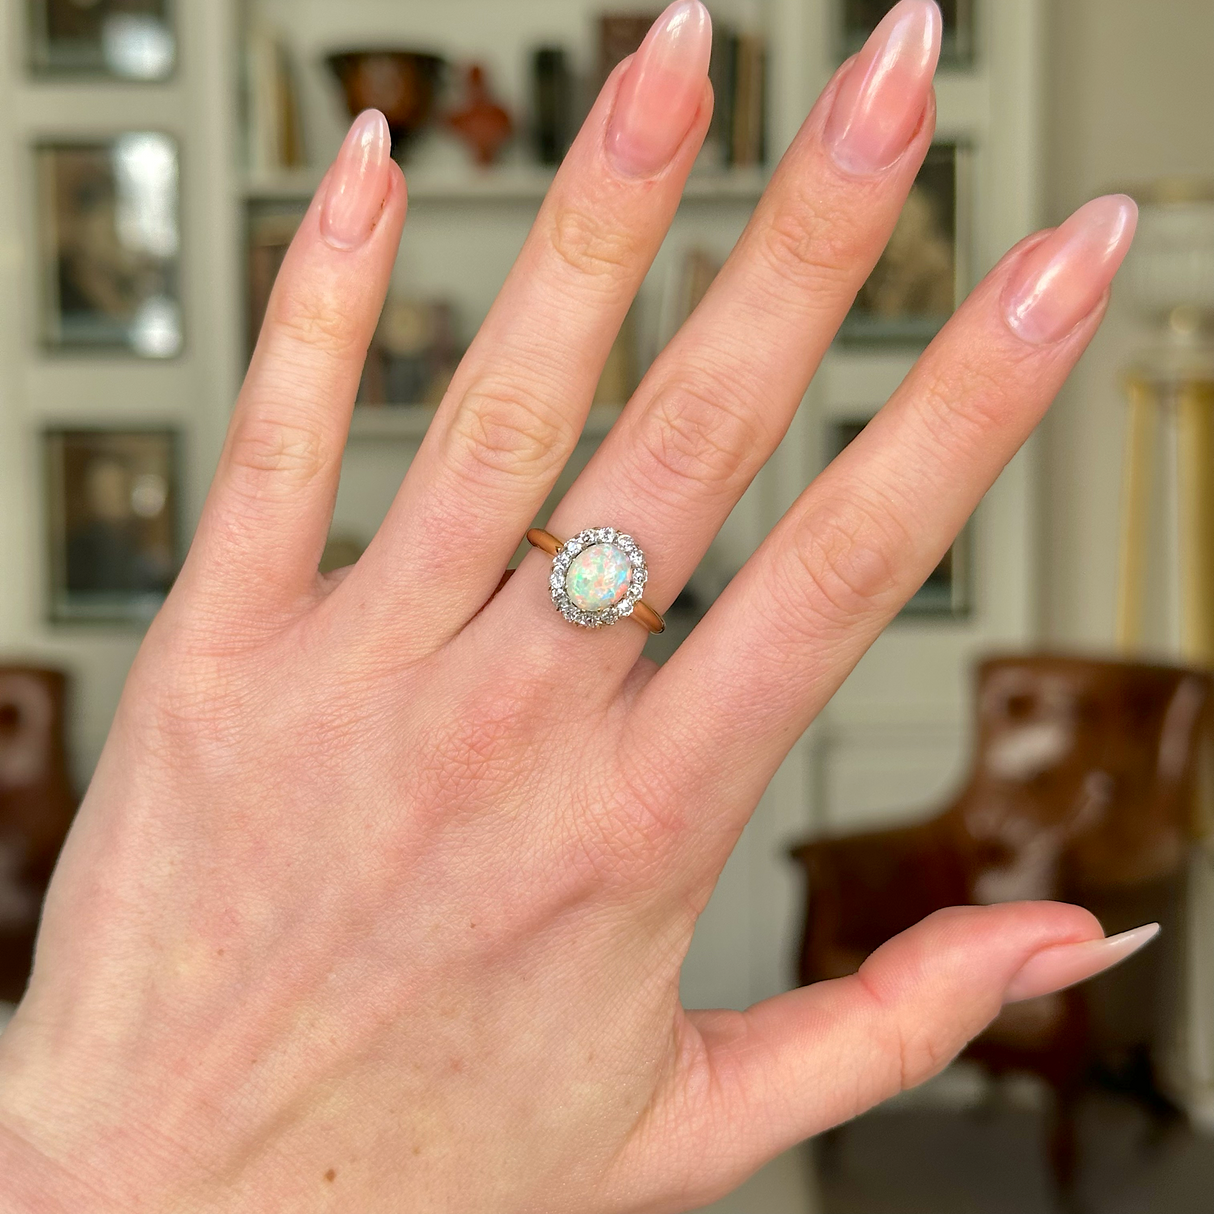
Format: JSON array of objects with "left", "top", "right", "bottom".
[{"left": 526, "top": 527, "right": 665, "bottom": 634}]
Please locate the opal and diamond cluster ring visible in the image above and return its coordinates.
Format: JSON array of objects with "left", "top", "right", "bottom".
[{"left": 525, "top": 527, "right": 665, "bottom": 634}]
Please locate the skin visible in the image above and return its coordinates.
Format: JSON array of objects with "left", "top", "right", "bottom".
[{"left": 0, "top": 5, "right": 1146, "bottom": 1212}]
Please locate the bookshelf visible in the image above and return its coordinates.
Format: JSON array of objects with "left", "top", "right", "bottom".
[
  {"left": 346, "top": 401, "right": 625, "bottom": 441},
  {"left": 241, "top": 164, "right": 770, "bottom": 204}
]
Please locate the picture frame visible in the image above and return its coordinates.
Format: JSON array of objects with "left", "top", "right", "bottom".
[
  {"left": 839, "top": 141, "right": 971, "bottom": 346},
  {"left": 27, "top": 0, "right": 175, "bottom": 81},
  {"left": 830, "top": 418, "right": 971, "bottom": 618},
  {"left": 839, "top": 0, "right": 974, "bottom": 68},
  {"left": 35, "top": 134, "right": 182, "bottom": 358},
  {"left": 44, "top": 428, "right": 180, "bottom": 624},
  {"left": 26, "top": 0, "right": 174, "bottom": 80}
]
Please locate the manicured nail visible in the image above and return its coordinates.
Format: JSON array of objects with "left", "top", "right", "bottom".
[
  {"left": 1002, "top": 194, "right": 1138, "bottom": 344},
  {"left": 1003, "top": 923, "right": 1159, "bottom": 1003},
  {"left": 605, "top": 0, "right": 713, "bottom": 178},
  {"left": 320, "top": 110, "right": 393, "bottom": 249},
  {"left": 824, "top": 0, "right": 941, "bottom": 175}
]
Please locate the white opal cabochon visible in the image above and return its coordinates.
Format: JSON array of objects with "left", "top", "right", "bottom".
[{"left": 564, "top": 543, "right": 632, "bottom": 611}]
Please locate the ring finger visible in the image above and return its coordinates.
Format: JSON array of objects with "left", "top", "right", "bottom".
[{"left": 497, "top": 0, "right": 942, "bottom": 661}]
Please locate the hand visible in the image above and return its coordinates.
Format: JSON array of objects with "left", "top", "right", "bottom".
[{"left": 0, "top": 3, "right": 1148, "bottom": 1211}]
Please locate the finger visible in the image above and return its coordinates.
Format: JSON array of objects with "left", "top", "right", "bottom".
[
  {"left": 493, "top": 0, "right": 941, "bottom": 672},
  {"left": 182, "top": 110, "right": 404, "bottom": 617},
  {"left": 615, "top": 903, "right": 1159, "bottom": 1210},
  {"left": 635, "top": 195, "right": 1137, "bottom": 859},
  {"left": 340, "top": 2, "right": 714, "bottom": 651}
]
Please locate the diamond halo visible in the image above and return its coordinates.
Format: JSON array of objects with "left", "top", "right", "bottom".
[{"left": 548, "top": 526, "right": 648, "bottom": 629}]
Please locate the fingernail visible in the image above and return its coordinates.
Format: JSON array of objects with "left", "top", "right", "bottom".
[
  {"left": 824, "top": 0, "right": 941, "bottom": 175},
  {"left": 605, "top": 0, "right": 713, "bottom": 178},
  {"left": 320, "top": 109, "right": 393, "bottom": 250},
  {"left": 1002, "top": 194, "right": 1138, "bottom": 344},
  {"left": 1003, "top": 923, "right": 1160, "bottom": 1004}
]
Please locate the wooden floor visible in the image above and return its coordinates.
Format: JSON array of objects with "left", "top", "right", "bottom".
[{"left": 692, "top": 1145, "right": 821, "bottom": 1213}]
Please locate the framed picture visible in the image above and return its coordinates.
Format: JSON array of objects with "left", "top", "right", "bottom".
[
  {"left": 830, "top": 419, "right": 971, "bottom": 618},
  {"left": 839, "top": 0, "right": 974, "bottom": 68},
  {"left": 27, "top": 0, "right": 174, "bottom": 80},
  {"left": 36, "top": 134, "right": 182, "bottom": 357},
  {"left": 839, "top": 142, "right": 969, "bottom": 345},
  {"left": 44, "top": 429, "right": 179, "bottom": 624}
]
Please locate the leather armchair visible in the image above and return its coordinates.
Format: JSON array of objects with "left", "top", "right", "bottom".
[{"left": 791, "top": 654, "right": 1213, "bottom": 1198}]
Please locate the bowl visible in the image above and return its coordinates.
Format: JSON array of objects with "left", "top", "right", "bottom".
[{"left": 326, "top": 50, "right": 446, "bottom": 159}]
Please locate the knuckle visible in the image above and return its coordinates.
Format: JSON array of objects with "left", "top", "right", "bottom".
[
  {"left": 447, "top": 379, "right": 574, "bottom": 484},
  {"left": 227, "top": 413, "right": 329, "bottom": 487},
  {"left": 268, "top": 282, "right": 362, "bottom": 358},
  {"left": 548, "top": 203, "right": 636, "bottom": 284},
  {"left": 783, "top": 497, "right": 907, "bottom": 627},
  {"left": 572, "top": 752, "right": 688, "bottom": 887},
  {"left": 632, "top": 380, "right": 768, "bottom": 499},
  {"left": 410, "top": 675, "right": 553, "bottom": 820},
  {"left": 912, "top": 358, "right": 1022, "bottom": 450},
  {"left": 855, "top": 965, "right": 961, "bottom": 1099},
  {"left": 415, "top": 713, "right": 513, "bottom": 814},
  {"left": 755, "top": 192, "right": 856, "bottom": 290},
  {"left": 141, "top": 659, "right": 251, "bottom": 766}
]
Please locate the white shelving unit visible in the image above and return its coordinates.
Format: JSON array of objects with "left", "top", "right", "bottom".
[
  {"left": 243, "top": 164, "right": 770, "bottom": 203},
  {"left": 0, "top": 0, "right": 1045, "bottom": 1046},
  {"left": 346, "top": 401, "right": 625, "bottom": 442}
]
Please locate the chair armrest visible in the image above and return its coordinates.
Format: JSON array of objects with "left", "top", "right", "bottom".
[{"left": 790, "top": 819, "right": 969, "bottom": 984}]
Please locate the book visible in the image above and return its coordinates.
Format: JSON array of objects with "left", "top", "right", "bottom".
[
  {"left": 595, "top": 11, "right": 765, "bottom": 171},
  {"left": 731, "top": 33, "right": 765, "bottom": 167},
  {"left": 656, "top": 247, "right": 720, "bottom": 354},
  {"left": 703, "top": 25, "right": 766, "bottom": 170},
  {"left": 532, "top": 47, "right": 574, "bottom": 165},
  {"left": 246, "top": 207, "right": 303, "bottom": 357},
  {"left": 597, "top": 14, "right": 659, "bottom": 86},
  {"left": 244, "top": 25, "right": 306, "bottom": 176},
  {"left": 594, "top": 306, "right": 638, "bottom": 405},
  {"left": 702, "top": 20, "right": 736, "bottom": 171}
]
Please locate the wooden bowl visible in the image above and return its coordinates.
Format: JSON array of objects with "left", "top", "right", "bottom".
[{"left": 326, "top": 50, "right": 446, "bottom": 158}]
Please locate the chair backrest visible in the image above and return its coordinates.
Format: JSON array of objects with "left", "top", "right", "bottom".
[
  {"left": 0, "top": 666, "right": 76, "bottom": 1000},
  {"left": 952, "top": 655, "right": 1212, "bottom": 900}
]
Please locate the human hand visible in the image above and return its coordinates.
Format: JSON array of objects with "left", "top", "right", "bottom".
[{"left": 0, "top": 3, "right": 1151, "bottom": 1211}]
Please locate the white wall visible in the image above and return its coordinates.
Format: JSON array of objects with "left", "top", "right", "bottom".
[{"left": 1040, "top": 0, "right": 1214, "bottom": 647}]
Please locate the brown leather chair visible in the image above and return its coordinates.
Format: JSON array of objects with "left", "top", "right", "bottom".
[
  {"left": 0, "top": 667, "right": 77, "bottom": 1003},
  {"left": 791, "top": 654, "right": 1213, "bottom": 1200}
]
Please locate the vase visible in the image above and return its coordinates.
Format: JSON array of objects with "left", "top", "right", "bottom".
[{"left": 445, "top": 63, "right": 513, "bottom": 167}]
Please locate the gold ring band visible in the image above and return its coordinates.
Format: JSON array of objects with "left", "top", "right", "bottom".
[{"left": 527, "top": 528, "right": 665, "bottom": 634}]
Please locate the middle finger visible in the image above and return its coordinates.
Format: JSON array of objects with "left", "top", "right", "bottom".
[{"left": 499, "top": 0, "right": 941, "bottom": 659}]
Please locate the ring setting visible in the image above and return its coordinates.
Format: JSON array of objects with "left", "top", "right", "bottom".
[{"left": 526, "top": 527, "right": 664, "bottom": 633}]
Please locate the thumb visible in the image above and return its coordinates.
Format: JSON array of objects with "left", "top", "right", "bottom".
[{"left": 626, "top": 902, "right": 1157, "bottom": 1212}]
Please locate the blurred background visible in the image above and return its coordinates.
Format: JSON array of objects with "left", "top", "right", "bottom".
[{"left": 0, "top": 2, "right": 1212, "bottom": 1211}]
